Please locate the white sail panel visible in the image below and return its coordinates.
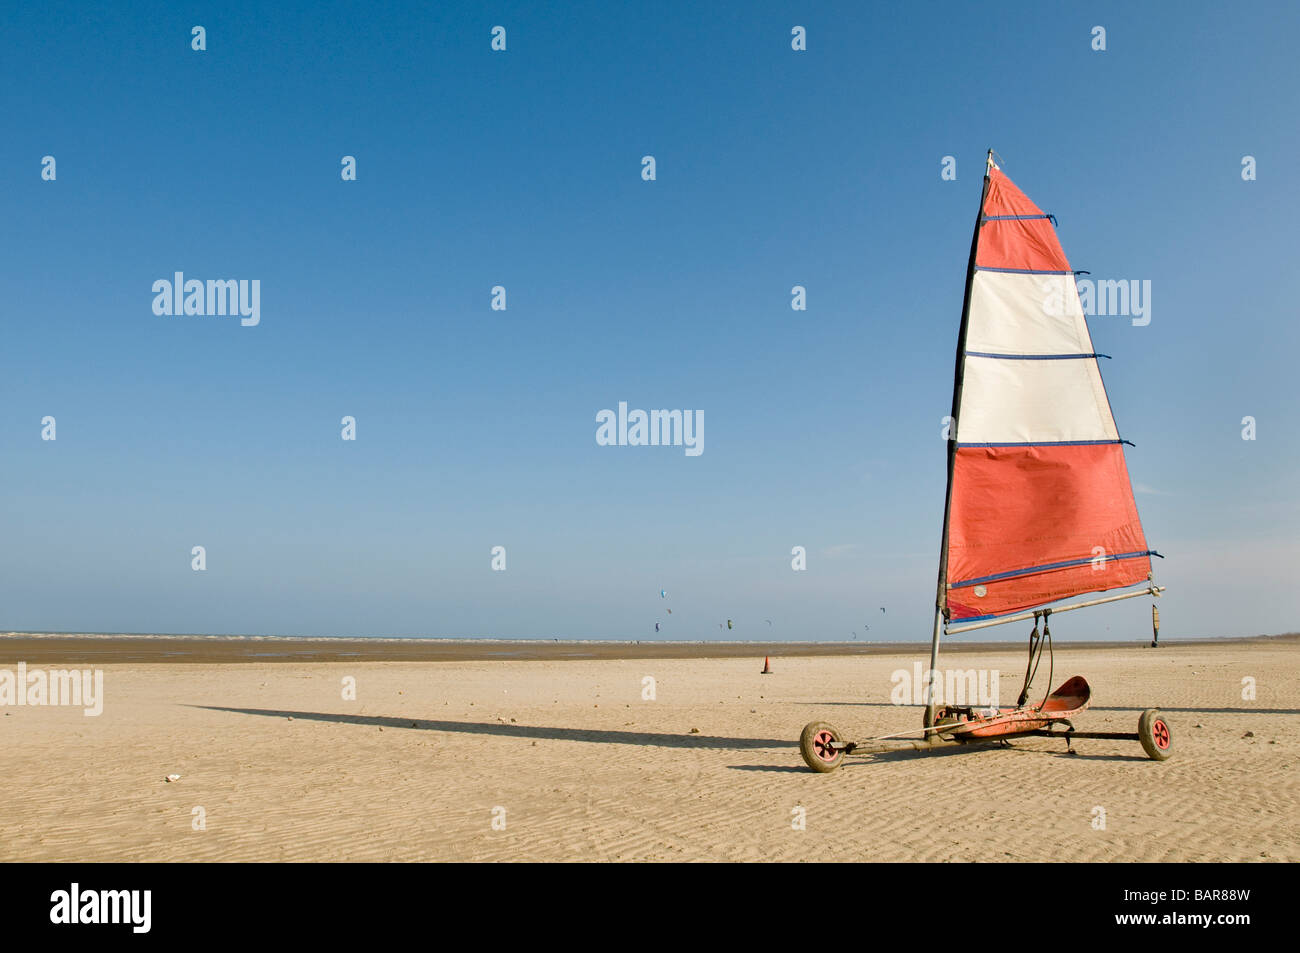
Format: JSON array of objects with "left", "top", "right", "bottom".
[
  {"left": 965, "top": 271, "right": 1093, "bottom": 356},
  {"left": 956, "top": 356, "right": 1119, "bottom": 444}
]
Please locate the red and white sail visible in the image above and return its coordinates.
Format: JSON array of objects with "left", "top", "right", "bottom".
[{"left": 942, "top": 164, "right": 1154, "bottom": 622}]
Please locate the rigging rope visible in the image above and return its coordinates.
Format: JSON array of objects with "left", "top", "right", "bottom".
[
  {"left": 1018, "top": 613, "right": 1042, "bottom": 708},
  {"left": 1039, "top": 613, "right": 1054, "bottom": 711},
  {"left": 1017, "top": 609, "right": 1057, "bottom": 711}
]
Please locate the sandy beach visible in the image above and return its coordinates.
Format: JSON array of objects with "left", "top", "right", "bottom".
[{"left": 2, "top": 635, "right": 1295, "bottom": 862}]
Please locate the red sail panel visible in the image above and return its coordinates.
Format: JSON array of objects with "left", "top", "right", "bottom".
[
  {"left": 983, "top": 166, "right": 1047, "bottom": 217},
  {"left": 946, "top": 445, "right": 1151, "bottom": 619},
  {"left": 943, "top": 164, "right": 1154, "bottom": 621},
  {"left": 976, "top": 168, "right": 1070, "bottom": 272}
]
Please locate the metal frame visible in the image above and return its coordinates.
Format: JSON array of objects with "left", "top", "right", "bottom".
[{"left": 944, "top": 584, "right": 1166, "bottom": 635}]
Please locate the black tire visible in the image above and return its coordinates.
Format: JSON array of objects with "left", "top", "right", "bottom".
[
  {"left": 1138, "top": 708, "right": 1173, "bottom": 761},
  {"left": 800, "top": 721, "right": 846, "bottom": 773}
]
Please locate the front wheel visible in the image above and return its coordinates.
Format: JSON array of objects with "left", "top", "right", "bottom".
[
  {"left": 800, "top": 721, "right": 846, "bottom": 773},
  {"left": 1138, "top": 708, "right": 1173, "bottom": 761}
]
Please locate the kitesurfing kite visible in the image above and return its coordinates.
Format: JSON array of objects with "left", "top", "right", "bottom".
[{"left": 800, "top": 152, "right": 1171, "bottom": 772}]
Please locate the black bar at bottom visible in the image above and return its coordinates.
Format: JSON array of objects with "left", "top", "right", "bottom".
[{"left": 0, "top": 862, "right": 1282, "bottom": 939}]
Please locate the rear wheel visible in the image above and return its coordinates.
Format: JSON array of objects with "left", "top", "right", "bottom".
[
  {"left": 800, "top": 721, "right": 846, "bottom": 773},
  {"left": 1138, "top": 709, "right": 1173, "bottom": 761}
]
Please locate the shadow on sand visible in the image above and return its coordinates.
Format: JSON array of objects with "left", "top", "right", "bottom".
[
  {"left": 728, "top": 741, "right": 1002, "bottom": 773},
  {"left": 193, "top": 705, "right": 791, "bottom": 750}
]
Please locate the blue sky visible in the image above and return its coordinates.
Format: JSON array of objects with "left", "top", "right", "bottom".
[{"left": 2, "top": 1, "right": 1297, "bottom": 640}]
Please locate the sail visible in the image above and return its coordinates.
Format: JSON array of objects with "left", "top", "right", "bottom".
[{"left": 942, "top": 163, "right": 1155, "bottom": 622}]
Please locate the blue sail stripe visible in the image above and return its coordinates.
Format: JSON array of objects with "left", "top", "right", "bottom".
[
  {"left": 974, "top": 266, "right": 1072, "bottom": 275},
  {"left": 965, "top": 351, "right": 1100, "bottom": 361},
  {"left": 949, "top": 551, "right": 1155, "bottom": 589}
]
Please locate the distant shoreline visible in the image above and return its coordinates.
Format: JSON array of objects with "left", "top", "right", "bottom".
[{"left": 1, "top": 631, "right": 1294, "bottom": 665}]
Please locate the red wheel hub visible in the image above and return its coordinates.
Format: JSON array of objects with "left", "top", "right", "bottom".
[
  {"left": 1152, "top": 719, "right": 1170, "bottom": 749},
  {"left": 812, "top": 729, "right": 839, "bottom": 762}
]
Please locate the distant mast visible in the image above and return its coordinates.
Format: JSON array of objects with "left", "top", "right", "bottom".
[{"left": 937, "top": 152, "right": 1158, "bottom": 630}]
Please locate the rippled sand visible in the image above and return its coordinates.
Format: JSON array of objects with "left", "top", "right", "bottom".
[{"left": 2, "top": 636, "right": 1295, "bottom": 861}]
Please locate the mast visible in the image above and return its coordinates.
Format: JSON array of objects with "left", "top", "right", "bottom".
[
  {"left": 935, "top": 150, "right": 994, "bottom": 617},
  {"left": 925, "top": 149, "right": 993, "bottom": 727}
]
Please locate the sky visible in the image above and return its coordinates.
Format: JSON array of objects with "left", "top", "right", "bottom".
[{"left": 1, "top": 1, "right": 1297, "bottom": 641}]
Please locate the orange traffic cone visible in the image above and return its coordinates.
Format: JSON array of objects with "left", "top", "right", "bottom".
[{"left": 761, "top": 656, "right": 772, "bottom": 674}]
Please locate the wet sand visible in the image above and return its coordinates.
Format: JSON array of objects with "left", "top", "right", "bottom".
[{"left": 3, "top": 631, "right": 1293, "bottom": 664}]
